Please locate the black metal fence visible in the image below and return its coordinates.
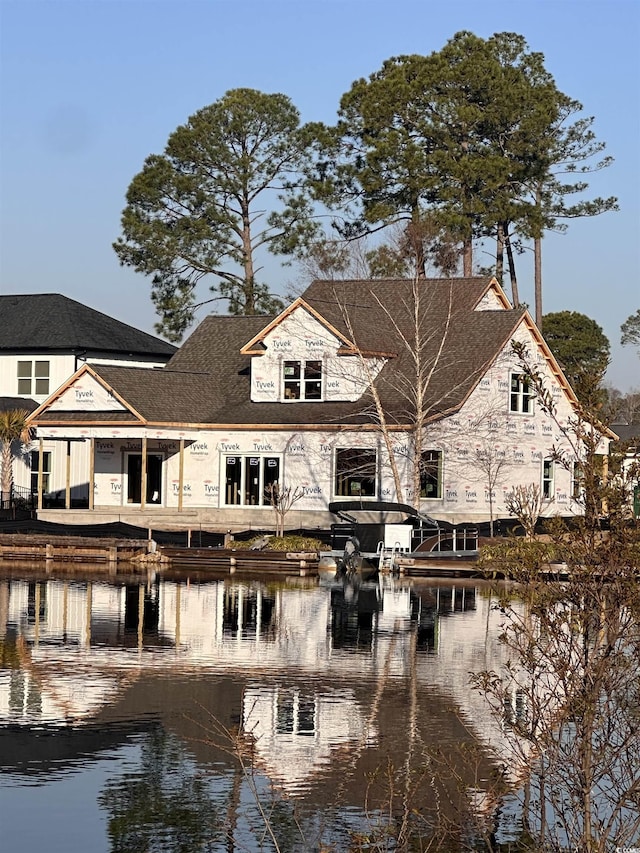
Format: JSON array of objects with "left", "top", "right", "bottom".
[{"left": 0, "top": 485, "right": 36, "bottom": 514}]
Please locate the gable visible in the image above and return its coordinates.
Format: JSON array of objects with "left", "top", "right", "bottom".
[
  {"left": 250, "top": 304, "right": 384, "bottom": 404},
  {"left": 475, "top": 279, "right": 512, "bottom": 310},
  {"left": 28, "top": 364, "right": 144, "bottom": 426},
  {"left": 261, "top": 305, "right": 343, "bottom": 357},
  {"left": 47, "top": 372, "right": 128, "bottom": 413},
  {"left": 240, "top": 299, "right": 356, "bottom": 356}
]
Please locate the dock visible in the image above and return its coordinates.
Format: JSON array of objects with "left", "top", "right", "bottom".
[
  {"left": 0, "top": 533, "right": 482, "bottom": 579},
  {"left": 159, "top": 546, "right": 320, "bottom": 575},
  {"left": 0, "top": 533, "right": 150, "bottom": 565},
  {"left": 395, "top": 553, "right": 481, "bottom": 578}
]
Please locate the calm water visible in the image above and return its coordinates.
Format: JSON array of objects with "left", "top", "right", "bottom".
[{"left": 0, "top": 569, "right": 521, "bottom": 852}]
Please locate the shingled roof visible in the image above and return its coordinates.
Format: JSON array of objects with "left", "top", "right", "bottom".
[
  {"left": 31, "top": 279, "right": 530, "bottom": 429},
  {"left": 300, "top": 277, "right": 503, "bottom": 354},
  {"left": 0, "top": 294, "right": 176, "bottom": 358}
]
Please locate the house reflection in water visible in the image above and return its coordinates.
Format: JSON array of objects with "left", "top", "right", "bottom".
[{"left": 0, "top": 572, "right": 523, "bottom": 844}]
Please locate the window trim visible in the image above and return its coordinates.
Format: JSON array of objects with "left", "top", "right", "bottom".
[
  {"left": 30, "top": 450, "right": 52, "bottom": 495},
  {"left": 334, "top": 447, "right": 377, "bottom": 499},
  {"left": 509, "top": 372, "right": 533, "bottom": 415},
  {"left": 571, "top": 461, "right": 583, "bottom": 501},
  {"left": 282, "top": 359, "right": 323, "bottom": 401}
]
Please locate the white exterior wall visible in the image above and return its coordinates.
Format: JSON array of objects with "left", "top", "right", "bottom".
[
  {"left": 89, "top": 429, "right": 379, "bottom": 510},
  {"left": 413, "top": 325, "right": 581, "bottom": 522},
  {"left": 0, "top": 353, "right": 77, "bottom": 404},
  {"left": 29, "top": 309, "right": 584, "bottom": 526}
]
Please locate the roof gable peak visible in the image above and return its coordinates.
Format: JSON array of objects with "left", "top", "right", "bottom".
[{"left": 240, "top": 298, "right": 354, "bottom": 354}]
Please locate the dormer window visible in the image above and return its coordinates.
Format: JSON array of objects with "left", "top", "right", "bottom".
[{"left": 283, "top": 360, "right": 322, "bottom": 400}]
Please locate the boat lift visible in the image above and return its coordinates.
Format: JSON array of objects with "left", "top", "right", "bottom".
[{"left": 327, "top": 500, "right": 479, "bottom": 574}]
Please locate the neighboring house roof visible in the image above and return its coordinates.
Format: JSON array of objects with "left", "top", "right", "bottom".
[
  {"left": 611, "top": 422, "right": 640, "bottom": 444},
  {"left": 0, "top": 294, "right": 176, "bottom": 358},
  {"left": 0, "top": 396, "right": 39, "bottom": 414},
  {"left": 29, "top": 278, "right": 572, "bottom": 430}
]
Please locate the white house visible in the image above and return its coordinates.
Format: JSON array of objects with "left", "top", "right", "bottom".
[
  {"left": 27, "top": 277, "right": 592, "bottom": 531},
  {"left": 0, "top": 293, "right": 175, "bottom": 505}
]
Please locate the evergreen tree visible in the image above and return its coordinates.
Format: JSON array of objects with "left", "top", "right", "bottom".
[
  {"left": 621, "top": 308, "right": 640, "bottom": 358},
  {"left": 542, "top": 310, "right": 610, "bottom": 405},
  {"left": 315, "top": 32, "right": 615, "bottom": 317},
  {"left": 114, "top": 88, "right": 320, "bottom": 341}
]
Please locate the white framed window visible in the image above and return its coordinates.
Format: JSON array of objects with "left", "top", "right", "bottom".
[
  {"left": 509, "top": 373, "right": 533, "bottom": 414},
  {"left": 542, "top": 458, "right": 554, "bottom": 499},
  {"left": 334, "top": 448, "right": 377, "bottom": 498},
  {"left": 18, "top": 360, "right": 50, "bottom": 396},
  {"left": 283, "top": 360, "right": 322, "bottom": 400},
  {"left": 420, "top": 449, "right": 443, "bottom": 499},
  {"left": 223, "top": 454, "right": 281, "bottom": 506},
  {"left": 30, "top": 450, "right": 52, "bottom": 495}
]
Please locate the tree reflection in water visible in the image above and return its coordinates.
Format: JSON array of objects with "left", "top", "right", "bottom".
[{"left": 99, "top": 728, "right": 224, "bottom": 853}]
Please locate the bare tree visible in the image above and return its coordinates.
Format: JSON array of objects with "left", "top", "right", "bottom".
[
  {"left": 506, "top": 483, "right": 545, "bottom": 539},
  {"left": 471, "top": 343, "right": 640, "bottom": 851},
  {"left": 265, "top": 482, "right": 304, "bottom": 537},
  {"left": 334, "top": 277, "right": 462, "bottom": 505},
  {"left": 473, "top": 544, "right": 640, "bottom": 851}
]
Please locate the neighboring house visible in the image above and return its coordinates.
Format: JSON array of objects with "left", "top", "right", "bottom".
[
  {"left": 0, "top": 294, "right": 176, "bottom": 504},
  {"left": 611, "top": 421, "right": 640, "bottom": 518},
  {"left": 27, "top": 278, "right": 595, "bottom": 530}
]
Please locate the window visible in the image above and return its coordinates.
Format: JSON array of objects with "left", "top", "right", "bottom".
[
  {"left": 335, "top": 448, "right": 377, "bottom": 498},
  {"left": 275, "top": 690, "right": 316, "bottom": 736},
  {"left": 18, "top": 360, "right": 50, "bottom": 396},
  {"left": 509, "top": 373, "right": 533, "bottom": 414},
  {"left": 30, "top": 450, "right": 52, "bottom": 495},
  {"left": 283, "top": 360, "right": 322, "bottom": 400},
  {"left": 542, "top": 458, "right": 554, "bottom": 499},
  {"left": 420, "top": 449, "right": 443, "bottom": 499},
  {"left": 224, "top": 455, "right": 280, "bottom": 506}
]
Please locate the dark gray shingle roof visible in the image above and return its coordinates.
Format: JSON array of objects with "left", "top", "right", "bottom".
[
  {"left": 0, "top": 294, "right": 176, "bottom": 358},
  {"left": 32, "top": 279, "right": 527, "bottom": 428},
  {"left": 0, "top": 396, "right": 39, "bottom": 414}
]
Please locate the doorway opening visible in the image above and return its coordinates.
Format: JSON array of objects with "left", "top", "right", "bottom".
[{"left": 126, "top": 454, "right": 163, "bottom": 504}]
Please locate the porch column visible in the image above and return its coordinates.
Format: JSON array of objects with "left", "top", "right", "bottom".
[
  {"left": 141, "top": 436, "right": 147, "bottom": 510},
  {"left": 65, "top": 440, "right": 71, "bottom": 509},
  {"left": 601, "top": 452, "right": 609, "bottom": 516},
  {"left": 178, "top": 438, "right": 185, "bottom": 512},
  {"left": 37, "top": 437, "right": 44, "bottom": 511},
  {"left": 88, "top": 438, "right": 95, "bottom": 511}
]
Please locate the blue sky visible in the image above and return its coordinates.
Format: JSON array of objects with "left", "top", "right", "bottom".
[{"left": 1, "top": 0, "right": 638, "bottom": 389}]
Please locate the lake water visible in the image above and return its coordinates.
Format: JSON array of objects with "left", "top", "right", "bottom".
[{"left": 0, "top": 568, "right": 523, "bottom": 852}]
